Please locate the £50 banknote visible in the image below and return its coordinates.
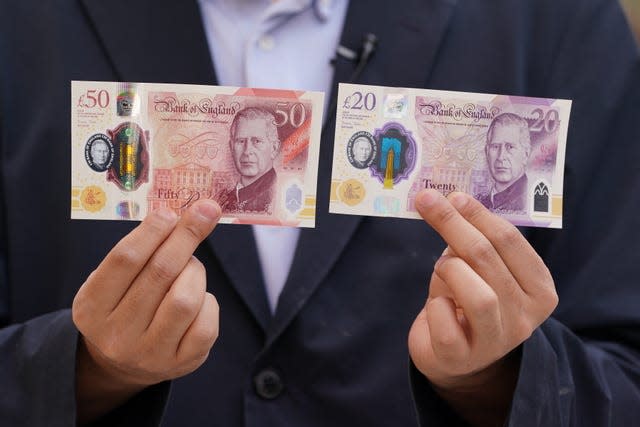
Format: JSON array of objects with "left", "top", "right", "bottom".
[
  {"left": 71, "top": 81, "right": 324, "bottom": 227},
  {"left": 330, "top": 83, "right": 571, "bottom": 228}
]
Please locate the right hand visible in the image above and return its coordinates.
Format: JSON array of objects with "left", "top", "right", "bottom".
[{"left": 72, "top": 200, "right": 221, "bottom": 421}]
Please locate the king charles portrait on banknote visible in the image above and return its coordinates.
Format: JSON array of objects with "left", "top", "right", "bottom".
[{"left": 216, "top": 107, "right": 281, "bottom": 214}]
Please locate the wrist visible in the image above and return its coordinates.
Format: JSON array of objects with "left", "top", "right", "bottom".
[
  {"left": 75, "top": 335, "right": 147, "bottom": 424},
  {"left": 430, "top": 347, "right": 522, "bottom": 427}
]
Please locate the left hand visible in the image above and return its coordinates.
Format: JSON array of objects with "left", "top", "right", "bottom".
[{"left": 408, "top": 189, "right": 558, "bottom": 425}]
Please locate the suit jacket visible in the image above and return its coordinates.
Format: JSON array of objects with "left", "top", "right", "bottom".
[{"left": 1, "top": 1, "right": 639, "bottom": 426}]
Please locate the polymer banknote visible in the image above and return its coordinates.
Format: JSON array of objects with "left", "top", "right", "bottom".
[
  {"left": 329, "top": 83, "right": 571, "bottom": 228},
  {"left": 71, "top": 81, "right": 324, "bottom": 227}
]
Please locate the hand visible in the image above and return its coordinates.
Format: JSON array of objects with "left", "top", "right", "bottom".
[
  {"left": 408, "top": 190, "right": 558, "bottom": 427},
  {"left": 72, "top": 200, "right": 221, "bottom": 423}
]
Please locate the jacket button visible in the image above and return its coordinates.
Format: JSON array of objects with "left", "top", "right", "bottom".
[{"left": 254, "top": 368, "right": 284, "bottom": 399}]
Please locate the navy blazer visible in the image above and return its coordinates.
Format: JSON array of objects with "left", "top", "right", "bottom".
[{"left": 1, "top": 0, "right": 639, "bottom": 426}]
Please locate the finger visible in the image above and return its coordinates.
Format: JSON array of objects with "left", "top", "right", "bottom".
[
  {"left": 176, "top": 292, "right": 219, "bottom": 369},
  {"left": 448, "top": 192, "right": 555, "bottom": 300},
  {"left": 416, "top": 189, "right": 523, "bottom": 300},
  {"left": 427, "top": 270, "right": 452, "bottom": 300},
  {"left": 425, "top": 296, "right": 470, "bottom": 366},
  {"left": 433, "top": 255, "right": 503, "bottom": 352},
  {"left": 115, "top": 200, "right": 221, "bottom": 332},
  {"left": 442, "top": 246, "right": 455, "bottom": 257},
  {"left": 408, "top": 303, "right": 433, "bottom": 374},
  {"left": 143, "top": 257, "right": 206, "bottom": 352},
  {"left": 76, "top": 208, "right": 178, "bottom": 315},
  {"left": 427, "top": 246, "right": 454, "bottom": 299}
]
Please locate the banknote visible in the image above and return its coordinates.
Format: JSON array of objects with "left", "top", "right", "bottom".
[
  {"left": 330, "top": 83, "right": 571, "bottom": 228},
  {"left": 71, "top": 81, "right": 324, "bottom": 227}
]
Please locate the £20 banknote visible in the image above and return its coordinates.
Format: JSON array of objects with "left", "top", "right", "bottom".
[
  {"left": 330, "top": 83, "right": 571, "bottom": 228},
  {"left": 71, "top": 81, "right": 324, "bottom": 227}
]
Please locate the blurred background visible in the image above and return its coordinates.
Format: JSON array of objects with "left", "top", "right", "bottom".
[{"left": 621, "top": 0, "right": 640, "bottom": 42}]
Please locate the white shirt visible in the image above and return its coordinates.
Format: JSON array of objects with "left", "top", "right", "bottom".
[{"left": 197, "top": 0, "right": 349, "bottom": 312}]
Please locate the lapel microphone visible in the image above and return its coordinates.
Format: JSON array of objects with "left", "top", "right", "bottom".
[
  {"left": 334, "top": 33, "right": 379, "bottom": 82},
  {"left": 323, "top": 33, "right": 379, "bottom": 137}
]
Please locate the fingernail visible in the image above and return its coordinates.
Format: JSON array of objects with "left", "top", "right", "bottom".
[
  {"left": 417, "top": 189, "right": 439, "bottom": 209},
  {"left": 449, "top": 192, "right": 469, "bottom": 209},
  {"left": 195, "top": 200, "right": 221, "bottom": 221}
]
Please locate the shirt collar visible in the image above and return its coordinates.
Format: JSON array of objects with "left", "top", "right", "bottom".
[
  {"left": 312, "top": 0, "right": 335, "bottom": 21},
  {"left": 200, "top": 0, "right": 336, "bottom": 22}
]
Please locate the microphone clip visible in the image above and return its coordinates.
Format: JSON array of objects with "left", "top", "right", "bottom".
[{"left": 335, "top": 33, "right": 379, "bottom": 68}]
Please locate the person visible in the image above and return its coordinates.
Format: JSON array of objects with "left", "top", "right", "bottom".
[
  {"left": 87, "top": 138, "right": 111, "bottom": 171},
  {"left": 217, "top": 107, "right": 280, "bottom": 213},
  {"left": 1, "top": 1, "right": 639, "bottom": 427},
  {"left": 478, "top": 112, "right": 531, "bottom": 211},
  {"left": 350, "top": 135, "right": 373, "bottom": 168}
]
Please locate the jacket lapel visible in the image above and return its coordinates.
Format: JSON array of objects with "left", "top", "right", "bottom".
[
  {"left": 268, "top": 0, "right": 459, "bottom": 342},
  {"left": 209, "top": 226, "right": 273, "bottom": 331},
  {"left": 332, "top": 0, "right": 458, "bottom": 88},
  {"left": 79, "top": 0, "right": 215, "bottom": 84}
]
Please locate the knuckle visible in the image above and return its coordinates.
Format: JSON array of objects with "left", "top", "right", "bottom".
[
  {"left": 512, "top": 316, "right": 535, "bottom": 343},
  {"left": 187, "top": 256, "right": 206, "bottom": 277},
  {"left": 191, "top": 324, "right": 219, "bottom": 350},
  {"left": 541, "top": 288, "right": 559, "bottom": 317},
  {"left": 149, "top": 256, "right": 181, "bottom": 283},
  {"left": 432, "top": 343, "right": 465, "bottom": 371},
  {"left": 206, "top": 292, "right": 220, "bottom": 316},
  {"left": 434, "top": 205, "right": 459, "bottom": 226},
  {"left": 176, "top": 337, "right": 214, "bottom": 371},
  {"left": 98, "top": 334, "right": 127, "bottom": 363},
  {"left": 465, "top": 237, "right": 495, "bottom": 264},
  {"left": 72, "top": 289, "right": 90, "bottom": 328},
  {"left": 462, "top": 200, "right": 486, "bottom": 223},
  {"left": 167, "top": 289, "right": 202, "bottom": 318},
  {"left": 181, "top": 220, "right": 208, "bottom": 245},
  {"left": 499, "top": 276, "right": 522, "bottom": 301},
  {"left": 432, "top": 256, "right": 450, "bottom": 276},
  {"left": 110, "top": 245, "right": 144, "bottom": 271},
  {"left": 183, "top": 349, "right": 211, "bottom": 372},
  {"left": 474, "top": 292, "right": 499, "bottom": 314},
  {"left": 493, "top": 223, "right": 522, "bottom": 248},
  {"left": 530, "top": 267, "right": 559, "bottom": 312},
  {"left": 137, "top": 346, "right": 161, "bottom": 370},
  {"left": 432, "top": 329, "right": 458, "bottom": 350},
  {"left": 547, "top": 287, "right": 559, "bottom": 311},
  {"left": 493, "top": 273, "right": 512, "bottom": 296},
  {"left": 433, "top": 255, "right": 462, "bottom": 279},
  {"left": 185, "top": 296, "right": 220, "bottom": 348},
  {"left": 72, "top": 282, "right": 105, "bottom": 336},
  {"left": 72, "top": 305, "right": 89, "bottom": 333},
  {"left": 508, "top": 302, "right": 540, "bottom": 342},
  {"left": 197, "top": 298, "right": 220, "bottom": 344},
  {"left": 144, "top": 212, "right": 174, "bottom": 235},
  {"left": 168, "top": 365, "right": 193, "bottom": 380}
]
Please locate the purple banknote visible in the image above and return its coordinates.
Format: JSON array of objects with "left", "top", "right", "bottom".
[{"left": 330, "top": 83, "right": 571, "bottom": 228}]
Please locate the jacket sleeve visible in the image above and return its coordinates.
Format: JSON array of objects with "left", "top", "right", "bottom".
[
  {"left": 412, "top": 0, "right": 640, "bottom": 426},
  {"left": 0, "top": 309, "right": 171, "bottom": 427},
  {"left": 0, "top": 311, "right": 78, "bottom": 427},
  {"left": 0, "top": 43, "right": 169, "bottom": 427},
  {"left": 505, "top": 33, "right": 640, "bottom": 426}
]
